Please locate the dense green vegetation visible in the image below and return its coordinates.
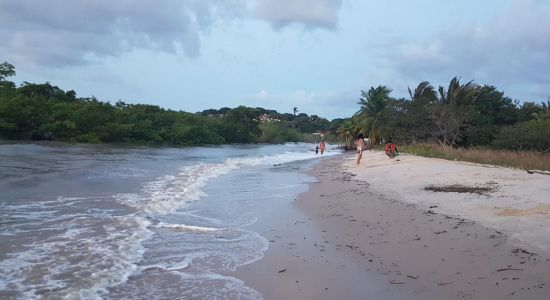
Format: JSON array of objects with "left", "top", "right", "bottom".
[
  {"left": 0, "top": 62, "right": 336, "bottom": 145},
  {"left": 337, "top": 78, "right": 550, "bottom": 153},
  {"left": 4, "top": 60, "right": 546, "bottom": 151}
]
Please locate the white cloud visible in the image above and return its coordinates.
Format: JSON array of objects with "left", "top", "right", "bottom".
[
  {"left": 253, "top": 89, "right": 269, "bottom": 100},
  {"left": 386, "top": 0, "right": 550, "bottom": 97}
]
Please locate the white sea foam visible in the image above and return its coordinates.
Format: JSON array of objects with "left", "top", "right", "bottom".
[
  {"left": 0, "top": 211, "right": 153, "bottom": 299},
  {"left": 155, "top": 221, "right": 223, "bottom": 232},
  {"left": 173, "top": 271, "right": 263, "bottom": 300},
  {"left": 115, "top": 150, "right": 338, "bottom": 215}
]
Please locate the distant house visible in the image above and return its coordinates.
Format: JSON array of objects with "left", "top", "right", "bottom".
[
  {"left": 258, "top": 114, "right": 281, "bottom": 123},
  {"left": 313, "top": 131, "right": 330, "bottom": 137}
]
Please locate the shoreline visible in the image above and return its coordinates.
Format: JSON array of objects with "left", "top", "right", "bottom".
[{"left": 232, "top": 153, "right": 550, "bottom": 299}]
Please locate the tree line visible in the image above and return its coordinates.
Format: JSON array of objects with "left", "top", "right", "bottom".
[
  {"left": 0, "top": 62, "right": 337, "bottom": 146},
  {"left": 337, "top": 78, "right": 550, "bottom": 152}
]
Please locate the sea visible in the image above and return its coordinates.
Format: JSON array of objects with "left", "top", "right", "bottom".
[{"left": 0, "top": 142, "right": 340, "bottom": 299}]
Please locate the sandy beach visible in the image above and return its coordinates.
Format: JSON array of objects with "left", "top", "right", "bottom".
[{"left": 233, "top": 152, "right": 550, "bottom": 299}]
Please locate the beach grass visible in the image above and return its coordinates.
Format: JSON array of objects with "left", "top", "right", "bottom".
[{"left": 400, "top": 143, "right": 550, "bottom": 171}]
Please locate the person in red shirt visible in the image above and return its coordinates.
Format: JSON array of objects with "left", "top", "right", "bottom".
[
  {"left": 385, "top": 141, "right": 397, "bottom": 159},
  {"left": 319, "top": 141, "right": 326, "bottom": 155}
]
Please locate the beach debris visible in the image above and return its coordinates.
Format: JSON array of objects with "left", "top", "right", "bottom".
[
  {"left": 424, "top": 182, "right": 497, "bottom": 195},
  {"left": 434, "top": 230, "right": 447, "bottom": 234},
  {"left": 345, "top": 244, "right": 359, "bottom": 250},
  {"left": 278, "top": 268, "right": 287, "bottom": 273},
  {"left": 407, "top": 275, "right": 419, "bottom": 279},
  {"left": 511, "top": 248, "right": 537, "bottom": 256},
  {"left": 526, "top": 169, "right": 550, "bottom": 176},
  {"left": 389, "top": 280, "right": 405, "bottom": 284},
  {"left": 496, "top": 267, "right": 523, "bottom": 272},
  {"left": 437, "top": 282, "right": 453, "bottom": 286},
  {"left": 457, "top": 219, "right": 475, "bottom": 226}
]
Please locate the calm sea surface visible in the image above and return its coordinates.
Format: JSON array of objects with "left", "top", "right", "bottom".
[{"left": 0, "top": 142, "right": 340, "bottom": 299}]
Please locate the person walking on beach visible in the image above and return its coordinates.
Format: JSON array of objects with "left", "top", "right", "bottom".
[
  {"left": 319, "top": 141, "right": 326, "bottom": 155},
  {"left": 315, "top": 145, "right": 319, "bottom": 155},
  {"left": 355, "top": 134, "right": 365, "bottom": 164}
]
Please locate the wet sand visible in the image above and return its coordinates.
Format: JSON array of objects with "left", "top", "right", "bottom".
[{"left": 233, "top": 153, "right": 550, "bottom": 299}]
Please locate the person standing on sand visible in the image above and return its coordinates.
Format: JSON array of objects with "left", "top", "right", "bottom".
[
  {"left": 319, "top": 141, "right": 326, "bottom": 155},
  {"left": 355, "top": 134, "right": 365, "bottom": 164},
  {"left": 315, "top": 145, "right": 319, "bottom": 155}
]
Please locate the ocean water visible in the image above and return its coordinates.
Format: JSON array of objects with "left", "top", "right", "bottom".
[{"left": 0, "top": 142, "right": 340, "bottom": 299}]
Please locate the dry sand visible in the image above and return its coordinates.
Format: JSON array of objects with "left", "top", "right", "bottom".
[
  {"left": 345, "top": 151, "right": 550, "bottom": 254},
  {"left": 233, "top": 153, "right": 550, "bottom": 299}
]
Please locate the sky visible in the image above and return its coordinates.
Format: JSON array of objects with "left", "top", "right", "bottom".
[{"left": 1, "top": 0, "right": 549, "bottom": 120}]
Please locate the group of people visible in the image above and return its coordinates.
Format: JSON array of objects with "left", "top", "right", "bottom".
[
  {"left": 355, "top": 134, "right": 398, "bottom": 165},
  {"left": 314, "top": 135, "right": 398, "bottom": 164}
]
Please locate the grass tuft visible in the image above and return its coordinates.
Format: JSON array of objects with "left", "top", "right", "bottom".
[{"left": 400, "top": 143, "right": 550, "bottom": 171}]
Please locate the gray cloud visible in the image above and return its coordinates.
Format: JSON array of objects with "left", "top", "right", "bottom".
[
  {"left": 253, "top": 0, "right": 342, "bottom": 30},
  {"left": 0, "top": 0, "right": 343, "bottom": 68},
  {"left": 385, "top": 0, "right": 550, "bottom": 100},
  {"left": 0, "top": 0, "right": 246, "bottom": 67}
]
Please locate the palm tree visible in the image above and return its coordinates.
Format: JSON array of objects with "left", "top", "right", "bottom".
[
  {"left": 438, "top": 77, "right": 478, "bottom": 106},
  {"left": 531, "top": 99, "right": 550, "bottom": 121},
  {"left": 408, "top": 81, "right": 437, "bottom": 104},
  {"left": 432, "top": 77, "right": 479, "bottom": 146},
  {"left": 354, "top": 85, "right": 392, "bottom": 145},
  {"left": 293, "top": 107, "right": 298, "bottom": 116},
  {"left": 336, "top": 119, "right": 356, "bottom": 149},
  {"left": 408, "top": 81, "right": 437, "bottom": 142}
]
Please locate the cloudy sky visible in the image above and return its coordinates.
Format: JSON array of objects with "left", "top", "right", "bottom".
[{"left": 1, "top": 0, "right": 549, "bottom": 119}]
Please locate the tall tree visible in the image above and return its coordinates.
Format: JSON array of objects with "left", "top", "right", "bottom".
[
  {"left": 221, "top": 106, "right": 261, "bottom": 143},
  {"left": 0, "top": 61, "right": 15, "bottom": 81},
  {"left": 336, "top": 119, "right": 356, "bottom": 149},
  {"left": 407, "top": 81, "right": 438, "bottom": 142},
  {"left": 431, "top": 77, "right": 479, "bottom": 146},
  {"left": 355, "top": 85, "right": 392, "bottom": 144},
  {"left": 437, "top": 77, "right": 478, "bottom": 106}
]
